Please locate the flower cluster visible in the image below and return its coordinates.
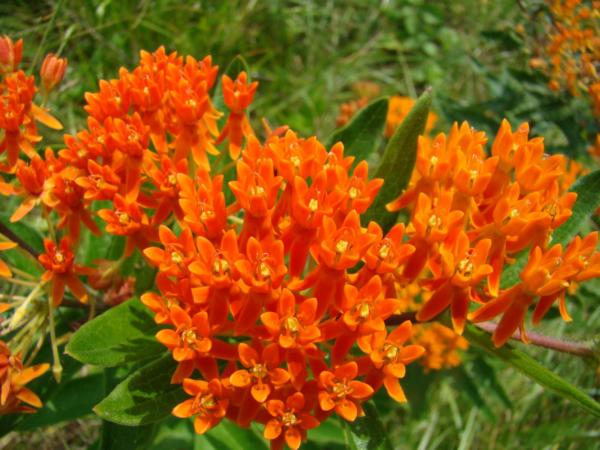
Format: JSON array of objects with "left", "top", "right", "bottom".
[
  {"left": 141, "top": 127, "right": 426, "bottom": 447},
  {"left": 388, "top": 119, "right": 600, "bottom": 346},
  {"left": 530, "top": 0, "right": 600, "bottom": 115},
  {"left": 411, "top": 323, "right": 469, "bottom": 372}
]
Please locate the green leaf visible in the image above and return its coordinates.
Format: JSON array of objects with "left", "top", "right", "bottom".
[
  {"left": 195, "top": 420, "right": 268, "bottom": 450},
  {"left": 551, "top": 170, "right": 600, "bottom": 247},
  {"left": 463, "top": 325, "right": 600, "bottom": 417},
  {"left": 17, "top": 373, "right": 105, "bottom": 430},
  {"left": 66, "top": 297, "right": 164, "bottom": 367},
  {"left": 470, "top": 355, "right": 513, "bottom": 409},
  {"left": 94, "top": 353, "right": 186, "bottom": 426},
  {"left": 343, "top": 402, "right": 393, "bottom": 450},
  {"left": 450, "top": 366, "right": 495, "bottom": 421},
  {"left": 363, "top": 89, "right": 432, "bottom": 232},
  {"left": 327, "top": 97, "right": 388, "bottom": 166},
  {"left": 100, "top": 422, "right": 157, "bottom": 450},
  {"left": 501, "top": 170, "right": 600, "bottom": 288}
]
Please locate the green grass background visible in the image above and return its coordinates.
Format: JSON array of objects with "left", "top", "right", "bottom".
[{"left": 0, "top": 0, "right": 599, "bottom": 449}]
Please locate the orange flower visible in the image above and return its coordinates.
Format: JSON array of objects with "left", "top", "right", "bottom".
[
  {"left": 156, "top": 305, "right": 213, "bottom": 362},
  {"left": 9, "top": 154, "right": 48, "bottom": 222},
  {"left": 217, "top": 72, "right": 258, "bottom": 159},
  {"left": 264, "top": 392, "right": 319, "bottom": 450},
  {"left": 317, "top": 361, "right": 373, "bottom": 421},
  {"left": 97, "top": 194, "right": 151, "bottom": 256},
  {"left": 172, "top": 378, "right": 228, "bottom": 434},
  {"left": 229, "top": 343, "right": 290, "bottom": 403},
  {"left": 261, "top": 289, "right": 321, "bottom": 350},
  {"left": 38, "top": 238, "right": 92, "bottom": 306},
  {"left": 370, "top": 321, "right": 424, "bottom": 402},
  {"left": 341, "top": 275, "right": 402, "bottom": 352},
  {"left": 0, "top": 341, "right": 49, "bottom": 415}
]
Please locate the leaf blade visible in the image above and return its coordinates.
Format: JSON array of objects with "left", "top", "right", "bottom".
[
  {"left": 343, "top": 402, "right": 393, "bottom": 450},
  {"left": 327, "top": 97, "right": 388, "bottom": 165},
  {"left": 363, "top": 90, "right": 432, "bottom": 232},
  {"left": 94, "top": 353, "right": 186, "bottom": 426},
  {"left": 66, "top": 297, "right": 164, "bottom": 367},
  {"left": 463, "top": 325, "right": 600, "bottom": 417}
]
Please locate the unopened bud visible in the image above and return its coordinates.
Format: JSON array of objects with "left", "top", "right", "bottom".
[
  {"left": 40, "top": 53, "right": 67, "bottom": 93},
  {"left": 0, "top": 36, "right": 23, "bottom": 74}
]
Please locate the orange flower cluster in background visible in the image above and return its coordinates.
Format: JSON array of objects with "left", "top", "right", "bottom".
[
  {"left": 388, "top": 120, "right": 600, "bottom": 346},
  {"left": 412, "top": 323, "right": 468, "bottom": 372},
  {"left": 336, "top": 82, "right": 437, "bottom": 138},
  {"left": 530, "top": 0, "right": 600, "bottom": 114}
]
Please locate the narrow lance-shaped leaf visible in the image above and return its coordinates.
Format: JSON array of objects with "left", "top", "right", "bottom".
[
  {"left": 550, "top": 169, "right": 600, "bottom": 246},
  {"left": 343, "top": 402, "right": 393, "bottom": 450},
  {"left": 363, "top": 89, "right": 432, "bottom": 232},
  {"left": 463, "top": 325, "right": 600, "bottom": 417},
  {"left": 501, "top": 169, "right": 600, "bottom": 288},
  {"left": 94, "top": 353, "right": 186, "bottom": 426},
  {"left": 327, "top": 97, "right": 389, "bottom": 166},
  {"left": 66, "top": 297, "right": 164, "bottom": 367}
]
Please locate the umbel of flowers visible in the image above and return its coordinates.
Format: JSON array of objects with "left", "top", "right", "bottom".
[{"left": 1, "top": 37, "right": 600, "bottom": 449}]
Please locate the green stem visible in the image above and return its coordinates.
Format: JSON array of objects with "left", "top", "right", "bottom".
[{"left": 47, "top": 295, "right": 62, "bottom": 382}]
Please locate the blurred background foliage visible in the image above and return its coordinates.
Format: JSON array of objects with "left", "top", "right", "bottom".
[{"left": 1, "top": 0, "right": 599, "bottom": 449}]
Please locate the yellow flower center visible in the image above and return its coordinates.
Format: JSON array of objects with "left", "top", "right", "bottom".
[
  {"left": 250, "top": 185, "right": 265, "bottom": 196},
  {"left": 335, "top": 239, "right": 349, "bottom": 254},
  {"left": 54, "top": 252, "right": 64, "bottom": 263},
  {"left": 348, "top": 186, "right": 359, "bottom": 199},
  {"left": 428, "top": 214, "right": 441, "bottom": 229},
  {"left": 332, "top": 381, "right": 353, "bottom": 398},
  {"left": 284, "top": 316, "right": 300, "bottom": 334},
  {"left": 212, "top": 257, "right": 230, "bottom": 275},
  {"left": 308, "top": 198, "right": 319, "bottom": 212},
  {"left": 384, "top": 344, "right": 399, "bottom": 361},
  {"left": 171, "top": 251, "right": 183, "bottom": 264},
  {"left": 378, "top": 242, "right": 391, "bottom": 259},
  {"left": 357, "top": 302, "right": 371, "bottom": 319},
  {"left": 182, "top": 329, "right": 197, "bottom": 345},
  {"left": 117, "top": 212, "right": 130, "bottom": 225},
  {"left": 457, "top": 258, "right": 473, "bottom": 277},
  {"left": 250, "top": 363, "right": 268, "bottom": 379},
  {"left": 258, "top": 262, "right": 271, "bottom": 279},
  {"left": 282, "top": 412, "right": 298, "bottom": 427}
]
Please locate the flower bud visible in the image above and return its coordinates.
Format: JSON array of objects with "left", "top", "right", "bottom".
[
  {"left": 0, "top": 36, "right": 23, "bottom": 74},
  {"left": 40, "top": 53, "right": 67, "bottom": 93}
]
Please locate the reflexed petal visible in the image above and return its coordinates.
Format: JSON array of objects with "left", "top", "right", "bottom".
[
  {"left": 251, "top": 383, "right": 271, "bottom": 403},
  {"left": 156, "top": 329, "right": 179, "bottom": 348},
  {"left": 194, "top": 415, "right": 212, "bottom": 434},
  {"left": 16, "top": 388, "right": 42, "bottom": 407},
  {"left": 318, "top": 391, "right": 335, "bottom": 411},
  {"left": 264, "top": 419, "right": 282, "bottom": 439},
  {"left": 349, "top": 380, "right": 374, "bottom": 399},
  {"left": 172, "top": 399, "right": 194, "bottom": 417},
  {"left": 284, "top": 427, "right": 302, "bottom": 450},
  {"left": 336, "top": 398, "right": 358, "bottom": 421},
  {"left": 384, "top": 375, "right": 407, "bottom": 403},
  {"left": 229, "top": 369, "right": 251, "bottom": 387}
]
